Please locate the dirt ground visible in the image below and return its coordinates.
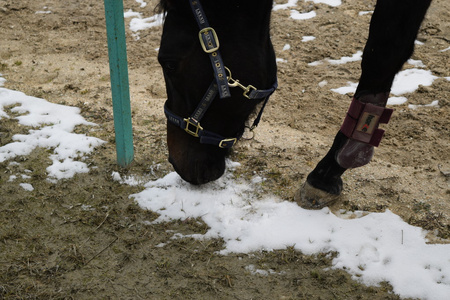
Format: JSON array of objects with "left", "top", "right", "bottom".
[{"left": 0, "top": 0, "right": 449, "bottom": 299}]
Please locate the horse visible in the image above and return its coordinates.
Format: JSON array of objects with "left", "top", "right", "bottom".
[{"left": 157, "top": 0, "right": 432, "bottom": 208}]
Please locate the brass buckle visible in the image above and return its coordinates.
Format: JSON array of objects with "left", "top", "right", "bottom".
[
  {"left": 199, "top": 27, "right": 220, "bottom": 53},
  {"left": 219, "top": 138, "right": 237, "bottom": 148},
  {"left": 184, "top": 118, "right": 203, "bottom": 137}
]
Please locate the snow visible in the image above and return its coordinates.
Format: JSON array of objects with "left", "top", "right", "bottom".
[
  {"left": 390, "top": 69, "right": 438, "bottom": 95},
  {"left": 19, "top": 183, "right": 34, "bottom": 191},
  {"left": 408, "top": 58, "right": 426, "bottom": 68},
  {"left": 302, "top": 36, "right": 316, "bottom": 42},
  {"left": 359, "top": 11, "right": 373, "bottom": 16},
  {"left": 307, "top": 0, "right": 342, "bottom": 7},
  {"left": 318, "top": 80, "right": 328, "bottom": 87},
  {"left": 246, "top": 264, "right": 284, "bottom": 276},
  {"left": 135, "top": 0, "right": 147, "bottom": 8},
  {"left": 328, "top": 50, "right": 363, "bottom": 65},
  {"left": 1, "top": 2, "right": 449, "bottom": 299},
  {"left": 125, "top": 12, "right": 164, "bottom": 32},
  {"left": 308, "top": 60, "right": 323, "bottom": 66},
  {"left": 273, "top": 0, "right": 300, "bottom": 11},
  {"left": 387, "top": 96, "right": 408, "bottom": 106},
  {"left": 329, "top": 59, "right": 442, "bottom": 106},
  {"left": 308, "top": 50, "right": 362, "bottom": 65},
  {"left": 124, "top": 9, "right": 164, "bottom": 40},
  {"left": 0, "top": 80, "right": 105, "bottom": 181},
  {"left": 408, "top": 100, "right": 439, "bottom": 110},
  {"left": 273, "top": 0, "right": 341, "bottom": 10},
  {"left": 290, "top": 10, "right": 316, "bottom": 20},
  {"left": 129, "top": 162, "right": 450, "bottom": 300},
  {"left": 331, "top": 81, "right": 358, "bottom": 94},
  {"left": 330, "top": 68, "right": 439, "bottom": 98}
]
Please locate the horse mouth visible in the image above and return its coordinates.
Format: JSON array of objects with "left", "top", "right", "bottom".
[{"left": 168, "top": 154, "right": 226, "bottom": 185}]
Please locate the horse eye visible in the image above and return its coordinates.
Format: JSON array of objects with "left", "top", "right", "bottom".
[{"left": 163, "top": 61, "right": 177, "bottom": 71}]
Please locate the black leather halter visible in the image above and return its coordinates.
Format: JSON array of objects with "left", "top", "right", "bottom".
[{"left": 164, "top": 0, "right": 278, "bottom": 148}]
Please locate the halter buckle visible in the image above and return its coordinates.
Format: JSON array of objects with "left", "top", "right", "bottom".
[
  {"left": 199, "top": 27, "right": 220, "bottom": 53},
  {"left": 219, "top": 138, "right": 237, "bottom": 148},
  {"left": 184, "top": 118, "right": 203, "bottom": 137}
]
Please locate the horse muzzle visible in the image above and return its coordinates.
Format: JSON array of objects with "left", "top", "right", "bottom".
[{"left": 167, "top": 124, "right": 227, "bottom": 185}]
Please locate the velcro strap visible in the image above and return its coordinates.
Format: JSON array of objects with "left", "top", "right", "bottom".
[{"left": 340, "top": 97, "right": 393, "bottom": 147}]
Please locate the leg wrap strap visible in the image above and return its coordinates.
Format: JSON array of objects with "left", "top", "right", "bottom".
[{"left": 340, "top": 97, "right": 393, "bottom": 147}]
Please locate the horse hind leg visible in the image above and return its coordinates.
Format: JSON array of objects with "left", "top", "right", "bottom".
[{"left": 296, "top": 0, "right": 432, "bottom": 209}]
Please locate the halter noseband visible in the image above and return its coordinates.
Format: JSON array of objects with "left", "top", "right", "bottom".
[{"left": 163, "top": 0, "right": 278, "bottom": 148}]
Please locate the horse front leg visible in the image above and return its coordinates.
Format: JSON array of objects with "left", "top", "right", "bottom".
[{"left": 296, "top": 0, "right": 432, "bottom": 209}]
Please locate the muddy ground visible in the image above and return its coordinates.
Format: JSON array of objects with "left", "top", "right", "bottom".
[{"left": 0, "top": 0, "right": 449, "bottom": 299}]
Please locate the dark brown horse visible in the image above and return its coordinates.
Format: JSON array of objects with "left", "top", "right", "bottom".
[{"left": 157, "top": 0, "right": 432, "bottom": 208}]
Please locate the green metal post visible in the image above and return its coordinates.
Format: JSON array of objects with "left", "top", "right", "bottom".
[{"left": 104, "top": 0, "right": 134, "bottom": 167}]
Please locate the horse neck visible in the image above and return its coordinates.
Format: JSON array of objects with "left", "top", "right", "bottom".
[{"left": 165, "top": 0, "right": 273, "bottom": 42}]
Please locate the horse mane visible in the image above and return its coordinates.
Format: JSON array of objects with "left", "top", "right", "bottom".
[{"left": 156, "top": 0, "right": 174, "bottom": 13}]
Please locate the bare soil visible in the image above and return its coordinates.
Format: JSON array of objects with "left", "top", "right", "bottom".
[{"left": 0, "top": 0, "right": 449, "bottom": 299}]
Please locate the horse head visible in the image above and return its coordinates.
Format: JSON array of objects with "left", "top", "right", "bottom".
[{"left": 158, "top": 0, "right": 277, "bottom": 184}]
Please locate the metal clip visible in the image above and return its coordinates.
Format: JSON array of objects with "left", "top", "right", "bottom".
[
  {"left": 199, "top": 27, "right": 220, "bottom": 53},
  {"left": 225, "top": 67, "right": 257, "bottom": 99},
  {"left": 243, "top": 85, "right": 257, "bottom": 99},
  {"left": 184, "top": 118, "right": 203, "bottom": 137}
]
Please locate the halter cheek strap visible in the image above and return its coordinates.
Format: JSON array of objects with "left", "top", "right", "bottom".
[
  {"left": 189, "top": 0, "right": 230, "bottom": 99},
  {"left": 164, "top": 0, "right": 278, "bottom": 149}
]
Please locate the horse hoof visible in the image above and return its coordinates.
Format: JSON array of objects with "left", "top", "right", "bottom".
[{"left": 294, "top": 181, "right": 340, "bottom": 209}]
